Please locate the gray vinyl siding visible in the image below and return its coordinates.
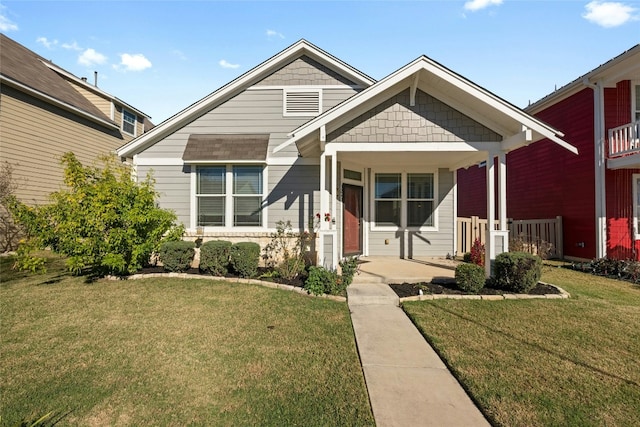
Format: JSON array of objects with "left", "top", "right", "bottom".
[
  {"left": 368, "top": 169, "right": 455, "bottom": 257},
  {"left": 138, "top": 87, "right": 358, "bottom": 160},
  {"left": 266, "top": 164, "right": 320, "bottom": 230},
  {"left": 137, "top": 164, "right": 191, "bottom": 226}
]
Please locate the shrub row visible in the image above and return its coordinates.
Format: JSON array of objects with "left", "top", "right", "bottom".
[{"left": 157, "top": 240, "right": 260, "bottom": 278}]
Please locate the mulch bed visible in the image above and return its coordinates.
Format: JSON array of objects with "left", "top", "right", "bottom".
[{"left": 389, "top": 279, "right": 560, "bottom": 298}]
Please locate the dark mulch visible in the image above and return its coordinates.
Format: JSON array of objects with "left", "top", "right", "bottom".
[
  {"left": 389, "top": 279, "right": 560, "bottom": 298},
  {"left": 135, "top": 266, "right": 306, "bottom": 288}
]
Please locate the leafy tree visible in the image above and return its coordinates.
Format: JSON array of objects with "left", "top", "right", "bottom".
[{"left": 9, "top": 152, "right": 183, "bottom": 275}]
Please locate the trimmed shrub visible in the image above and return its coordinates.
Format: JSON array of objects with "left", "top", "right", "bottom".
[
  {"left": 494, "top": 251, "right": 542, "bottom": 293},
  {"left": 199, "top": 240, "right": 232, "bottom": 275},
  {"left": 455, "top": 263, "right": 486, "bottom": 293},
  {"left": 304, "top": 266, "right": 343, "bottom": 296},
  {"left": 230, "top": 242, "right": 260, "bottom": 278},
  {"left": 158, "top": 240, "right": 195, "bottom": 272},
  {"left": 462, "top": 252, "right": 472, "bottom": 263}
]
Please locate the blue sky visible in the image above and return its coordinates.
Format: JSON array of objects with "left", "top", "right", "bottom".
[{"left": 2, "top": 0, "right": 639, "bottom": 124}]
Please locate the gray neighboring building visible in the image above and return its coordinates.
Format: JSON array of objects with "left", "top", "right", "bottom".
[{"left": 117, "top": 40, "right": 575, "bottom": 272}]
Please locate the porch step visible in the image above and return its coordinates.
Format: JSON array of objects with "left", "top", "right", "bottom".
[
  {"left": 347, "top": 282, "right": 400, "bottom": 306},
  {"left": 352, "top": 271, "right": 385, "bottom": 284}
]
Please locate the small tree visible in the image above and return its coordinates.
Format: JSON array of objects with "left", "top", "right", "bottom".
[
  {"left": 470, "top": 238, "right": 485, "bottom": 267},
  {"left": 0, "top": 162, "right": 24, "bottom": 252},
  {"left": 9, "top": 152, "right": 183, "bottom": 275}
]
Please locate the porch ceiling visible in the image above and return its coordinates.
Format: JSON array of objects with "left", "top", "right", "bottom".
[{"left": 337, "top": 148, "right": 486, "bottom": 170}]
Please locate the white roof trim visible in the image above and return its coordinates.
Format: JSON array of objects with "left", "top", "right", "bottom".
[
  {"left": 116, "top": 40, "right": 375, "bottom": 158},
  {"left": 1, "top": 74, "right": 119, "bottom": 130},
  {"left": 284, "top": 55, "right": 575, "bottom": 156}
]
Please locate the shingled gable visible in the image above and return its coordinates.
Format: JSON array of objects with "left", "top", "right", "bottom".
[
  {"left": 277, "top": 55, "right": 577, "bottom": 161},
  {"left": 182, "top": 134, "right": 269, "bottom": 162},
  {"left": 116, "top": 39, "right": 376, "bottom": 159}
]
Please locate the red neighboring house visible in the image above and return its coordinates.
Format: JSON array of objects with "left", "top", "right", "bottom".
[{"left": 458, "top": 45, "right": 640, "bottom": 261}]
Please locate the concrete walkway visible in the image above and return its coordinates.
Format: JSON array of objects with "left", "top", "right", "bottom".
[{"left": 348, "top": 262, "right": 490, "bottom": 427}]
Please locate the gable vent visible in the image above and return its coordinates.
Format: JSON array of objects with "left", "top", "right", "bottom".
[{"left": 284, "top": 89, "right": 321, "bottom": 116}]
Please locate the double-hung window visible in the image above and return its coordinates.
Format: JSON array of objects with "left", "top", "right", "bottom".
[
  {"left": 197, "top": 167, "right": 225, "bottom": 226},
  {"left": 122, "top": 109, "right": 136, "bottom": 136},
  {"left": 374, "top": 173, "right": 401, "bottom": 227},
  {"left": 407, "top": 173, "right": 434, "bottom": 227},
  {"left": 373, "top": 171, "right": 436, "bottom": 229},
  {"left": 196, "top": 165, "right": 263, "bottom": 228},
  {"left": 233, "top": 166, "right": 262, "bottom": 226}
]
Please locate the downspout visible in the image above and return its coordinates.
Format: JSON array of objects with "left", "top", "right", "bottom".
[{"left": 584, "top": 78, "right": 607, "bottom": 259}]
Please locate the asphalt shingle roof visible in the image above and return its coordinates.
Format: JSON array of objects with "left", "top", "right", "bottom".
[{"left": 182, "top": 134, "right": 270, "bottom": 162}]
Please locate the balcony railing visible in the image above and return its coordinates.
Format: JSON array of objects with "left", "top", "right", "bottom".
[{"left": 608, "top": 120, "right": 640, "bottom": 158}]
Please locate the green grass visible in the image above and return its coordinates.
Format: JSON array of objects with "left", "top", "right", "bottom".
[
  {"left": 0, "top": 253, "right": 374, "bottom": 426},
  {"left": 403, "top": 263, "right": 640, "bottom": 427}
]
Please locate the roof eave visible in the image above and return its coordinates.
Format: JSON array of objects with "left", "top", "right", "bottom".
[{"left": 1, "top": 74, "right": 119, "bottom": 130}]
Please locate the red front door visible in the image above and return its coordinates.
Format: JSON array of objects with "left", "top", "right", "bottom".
[{"left": 343, "top": 184, "right": 363, "bottom": 256}]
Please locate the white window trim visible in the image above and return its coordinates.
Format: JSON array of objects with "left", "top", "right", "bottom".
[
  {"left": 282, "top": 88, "right": 322, "bottom": 117},
  {"left": 633, "top": 173, "right": 640, "bottom": 240},
  {"left": 122, "top": 108, "right": 137, "bottom": 137},
  {"left": 370, "top": 168, "right": 439, "bottom": 232},
  {"left": 191, "top": 164, "right": 267, "bottom": 232}
]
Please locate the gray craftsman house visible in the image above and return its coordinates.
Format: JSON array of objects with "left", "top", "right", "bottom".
[{"left": 116, "top": 40, "right": 576, "bottom": 275}]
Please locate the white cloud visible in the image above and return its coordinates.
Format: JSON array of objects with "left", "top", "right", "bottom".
[
  {"left": 266, "top": 29, "right": 285, "bottom": 39},
  {"left": 464, "top": 0, "right": 503, "bottom": 11},
  {"left": 78, "top": 48, "right": 107, "bottom": 67},
  {"left": 583, "top": 1, "right": 638, "bottom": 27},
  {"left": 219, "top": 59, "right": 240, "bottom": 69},
  {"left": 36, "top": 37, "right": 58, "bottom": 49},
  {"left": 0, "top": 12, "right": 18, "bottom": 32},
  {"left": 62, "top": 41, "right": 82, "bottom": 51},
  {"left": 118, "top": 53, "right": 152, "bottom": 71}
]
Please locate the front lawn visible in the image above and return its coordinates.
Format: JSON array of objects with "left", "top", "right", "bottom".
[
  {"left": 0, "top": 254, "right": 374, "bottom": 426},
  {"left": 403, "top": 264, "right": 640, "bottom": 427}
]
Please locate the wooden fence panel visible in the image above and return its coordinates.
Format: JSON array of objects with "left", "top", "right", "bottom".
[{"left": 456, "top": 216, "right": 563, "bottom": 259}]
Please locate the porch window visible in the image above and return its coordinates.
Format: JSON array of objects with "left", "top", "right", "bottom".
[
  {"left": 373, "top": 171, "right": 436, "bottom": 229},
  {"left": 375, "top": 173, "right": 401, "bottom": 226},
  {"left": 407, "top": 173, "right": 434, "bottom": 227},
  {"left": 635, "top": 84, "right": 640, "bottom": 121},
  {"left": 196, "top": 165, "right": 264, "bottom": 228}
]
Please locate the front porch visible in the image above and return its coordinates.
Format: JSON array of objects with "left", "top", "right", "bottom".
[
  {"left": 607, "top": 120, "right": 640, "bottom": 169},
  {"left": 353, "top": 256, "right": 457, "bottom": 285}
]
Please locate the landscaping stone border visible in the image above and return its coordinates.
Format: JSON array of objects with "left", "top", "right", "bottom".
[
  {"left": 105, "top": 272, "right": 346, "bottom": 302},
  {"left": 398, "top": 282, "right": 570, "bottom": 302}
]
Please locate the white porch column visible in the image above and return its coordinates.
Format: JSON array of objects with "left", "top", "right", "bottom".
[
  {"left": 486, "top": 153, "right": 496, "bottom": 277},
  {"left": 330, "top": 153, "right": 338, "bottom": 268},
  {"left": 487, "top": 151, "right": 509, "bottom": 277}
]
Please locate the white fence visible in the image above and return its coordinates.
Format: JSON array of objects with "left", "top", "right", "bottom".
[{"left": 457, "top": 216, "right": 563, "bottom": 259}]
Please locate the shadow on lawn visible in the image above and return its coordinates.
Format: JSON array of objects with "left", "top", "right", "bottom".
[{"left": 409, "top": 303, "right": 640, "bottom": 388}]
